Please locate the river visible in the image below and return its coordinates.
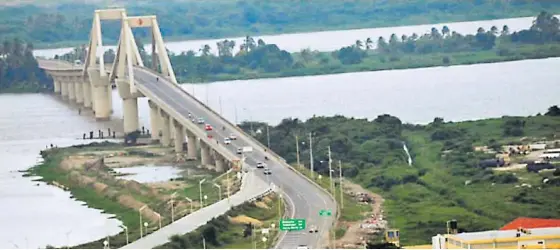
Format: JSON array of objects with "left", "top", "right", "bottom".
[
  {"left": 34, "top": 16, "right": 544, "bottom": 58},
  {"left": 3, "top": 16, "right": 559, "bottom": 249}
]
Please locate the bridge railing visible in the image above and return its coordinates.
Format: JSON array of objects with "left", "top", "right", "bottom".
[{"left": 137, "top": 66, "right": 338, "bottom": 220}]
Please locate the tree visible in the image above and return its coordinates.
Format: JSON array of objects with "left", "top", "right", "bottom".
[
  {"left": 545, "top": 105, "right": 560, "bottom": 116},
  {"left": 365, "top": 37, "right": 373, "bottom": 50},
  {"left": 430, "top": 27, "right": 442, "bottom": 39},
  {"left": 442, "top": 25, "right": 450, "bottom": 37},
  {"left": 490, "top": 25, "right": 499, "bottom": 35},
  {"left": 199, "top": 44, "right": 211, "bottom": 56},
  {"left": 502, "top": 25, "right": 510, "bottom": 35},
  {"left": 377, "top": 36, "right": 389, "bottom": 53},
  {"left": 477, "top": 27, "right": 486, "bottom": 34},
  {"left": 300, "top": 48, "right": 312, "bottom": 63},
  {"left": 242, "top": 35, "right": 256, "bottom": 52},
  {"left": 355, "top": 40, "right": 363, "bottom": 50}
]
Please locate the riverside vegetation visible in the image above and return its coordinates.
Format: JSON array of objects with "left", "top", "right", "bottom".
[
  {"left": 59, "top": 11, "right": 560, "bottom": 83},
  {"left": 238, "top": 106, "right": 560, "bottom": 245},
  {"left": 0, "top": 38, "right": 52, "bottom": 93},
  {"left": 4, "top": 0, "right": 560, "bottom": 48}
]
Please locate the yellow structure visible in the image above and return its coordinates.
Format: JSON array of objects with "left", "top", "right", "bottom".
[
  {"left": 432, "top": 227, "right": 560, "bottom": 249},
  {"left": 385, "top": 229, "right": 401, "bottom": 247}
]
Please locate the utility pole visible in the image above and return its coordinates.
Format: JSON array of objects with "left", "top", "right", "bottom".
[
  {"left": 295, "top": 135, "right": 300, "bottom": 168},
  {"left": 339, "top": 160, "right": 344, "bottom": 209},
  {"left": 309, "top": 132, "right": 314, "bottom": 179},
  {"left": 328, "top": 146, "right": 334, "bottom": 196},
  {"left": 266, "top": 126, "right": 270, "bottom": 148}
]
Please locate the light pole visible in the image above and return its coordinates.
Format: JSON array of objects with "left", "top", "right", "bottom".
[
  {"left": 295, "top": 135, "right": 300, "bottom": 168},
  {"left": 103, "top": 240, "right": 109, "bottom": 249},
  {"left": 139, "top": 205, "right": 147, "bottom": 238},
  {"left": 308, "top": 132, "right": 314, "bottom": 179},
  {"left": 261, "top": 236, "right": 268, "bottom": 249},
  {"left": 154, "top": 211, "right": 162, "bottom": 229},
  {"left": 120, "top": 225, "right": 129, "bottom": 245},
  {"left": 202, "top": 236, "right": 206, "bottom": 249},
  {"left": 266, "top": 125, "right": 270, "bottom": 148},
  {"left": 65, "top": 230, "right": 72, "bottom": 249},
  {"left": 143, "top": 222, "right": 148, "bottom": 236},
  {"left": 199, "top": 178, "right": 206, "bottom": 208},
  {"left": 185, "top": 196, "right": 194, "bottom": 213},
  {"left": 328, "top": 146, "right": 335, "bottom": 196},
  {"left": 213, "top": 183, "right": 222, "bottom": 200},
  {"left": 169, "top": 191, "right": 177, "bottom": 222},
  {"left": 339, "top": 160, "right": 344, "bottom": 209}
]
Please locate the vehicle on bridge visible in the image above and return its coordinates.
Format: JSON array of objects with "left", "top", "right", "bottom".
[
  {"left": 229, "top": 133, "right": 237, "bottom": 140},
  {"left": 197, "top": 118, "right": 205, "bottom": 124},
  {"left": 224, "top": 138, "right": 231, "bottom": 145},
  {"left": 205, "top": 124, "right": 213, "bottom": 131},
  {"left": 263, "top": 167, "right": 272, "bottom": 175},
  {"left": 74, "top": 59, "right": 82, "bottom": 65},
  {"left": 297, "top": 245, "right": 309, "bottom": 249},
  {"left": 236, "top": 147, "right": 243, "bottom": 154},
  {"left": 308, "top": 225, "right": 318, "bottom": 233},
  {"left": 256, "top": 162, "right": 265, "bottom": 168}
]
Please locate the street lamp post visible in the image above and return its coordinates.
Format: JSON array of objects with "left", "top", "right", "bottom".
[
  {"left": 199, "top": 178, "right": 207, "bottom": 208},
  {"left": 266, "top": 126, "right": 270, "bottom": 148},
  {"left": 339, "top": 160, "right": 344, "bottom": 209},
  {"left": 328, "top": 146, "right": 334, "bottom": 196},
  {"left": 202, "top": 236, "right": 206, "bottom": 249},
  {"left": 295, "top": 135, "right": 300, "bottom": 168},
  {"left": 308, "top": 132, "right": 314, "bottom": 179},
  {"left": 143, "top": 222, "right": 148, "bottom": 236},
  {"left": 119, "top": 225, "right": 129, "bottom": 245},
  {"left": 169, "top": 191, "right": 177, "bottom": 222},
  {"left": 185, "top": 196, "right": 194, "bottom": 213},
  {"left": 213, "top": 183, "right": 222, "bottom": 200},
  {"left": 139, "top": 205, "right": 147, "bottom": 238},
  {"left": 154, "top": 211, "right": 162, "bottom": 229}
]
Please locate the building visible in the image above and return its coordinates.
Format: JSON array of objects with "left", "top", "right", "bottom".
[
  {"left": 501, "top": 217, "right": 560, "bottom": 231},
  {"left": 432, "top": 227, "right": 560, "bottom": 249}
]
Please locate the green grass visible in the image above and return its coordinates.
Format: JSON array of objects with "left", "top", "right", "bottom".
[
  {"left": 28, "top": 143, "right": 234, "bottom": 249},
  {"left": 377, "top": 116, "right": 560, "bottom": 245}
]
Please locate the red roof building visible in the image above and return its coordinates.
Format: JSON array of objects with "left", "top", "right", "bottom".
[{"left": 500, "top": 217, "right": 560, "bottom": 230}]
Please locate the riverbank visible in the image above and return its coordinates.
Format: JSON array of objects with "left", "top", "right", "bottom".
[
  {"left": 239, "top": 108, "right": 560, "bottom": 245},
  {"left": 179, "top": 43, "right": 560, "bottom": 84},
  {"left": 27, "top": 142, "right": 241, "bottom": 249}
]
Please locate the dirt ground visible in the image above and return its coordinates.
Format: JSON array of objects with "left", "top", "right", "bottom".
[{"left": 335, "top": 180, "right": 385, "bottom": 248}]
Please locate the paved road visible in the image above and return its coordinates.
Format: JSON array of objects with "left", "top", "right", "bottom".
[
  {"left": 134, "top": 68, "right": 336, "bottom": 249},
  {"left": 38, "top": 60, "right": 337, "bottom": 249},
  {"left": 122, "top": 171, "right": 271, "bottom": 249}
]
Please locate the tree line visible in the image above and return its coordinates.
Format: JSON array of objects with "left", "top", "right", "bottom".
[
  {"left": 56, "top": 11, "right": 560, "bottom": 83},
  {"left": 5, "top": 1, "right": 560, "bottom": 47},
  {"left": 0, "top": 38, "right": 51, "bottom": 92}
]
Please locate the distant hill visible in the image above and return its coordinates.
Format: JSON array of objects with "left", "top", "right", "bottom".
[{"left": 1, "top": 0, "right": 560, "bottom": 48}]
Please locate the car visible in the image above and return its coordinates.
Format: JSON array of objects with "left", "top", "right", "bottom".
[
  {"left": 236, "top": 148, "right": 243, "bottom": 154},
  {"left": 224, "top": 138, "right": 231, "bottom": 145},
  {"left": 263, "top": 168, "right": 272, "bottom": 175},
  {"left": 308, "top": 225, "right": 318, "bottom": 233},
  {"left": 197, "top": 118, "right": 205, "bottom": 124},
  {"left": 229, "top": 134, "right": 237, "bottom": 140},
  {"left": 256, "top": 162, "right": 265, "bottom": 168},
  {"left": 205, "top": 124, "right": 213, "bottom": 131},
  {"left": 297, "top": 246, "right": 308, "bottom": 249}
]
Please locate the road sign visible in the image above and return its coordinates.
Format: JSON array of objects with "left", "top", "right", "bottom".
[
  {"left": 319, "top": 209, "right": 332, "bottom": 217},
  {"left": 279, "top": 219, "right": 306, "bottom": 231}
]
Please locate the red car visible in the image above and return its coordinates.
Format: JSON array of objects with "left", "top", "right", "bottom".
[{"left": 205, "top": 124, "right": 213, "bottom": 131}]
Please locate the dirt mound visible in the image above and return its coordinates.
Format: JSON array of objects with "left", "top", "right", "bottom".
[
  {"left": 117, "top": 195, "right": 160, "bottom": 223},
  {"left": 229, "top": 215, "right": 263, "bottom": 227},
  {"left": 60, "top": 155, "right": 95, "bottom": 171},
  {"left": 68, "top": 171, "right": 95, "bottom": 186},
  {"left": 92, "top": 182, "right": 109, "bottom": 193},
  {"left": 254, "top": 201, "right": 270, "bottom": 209}
]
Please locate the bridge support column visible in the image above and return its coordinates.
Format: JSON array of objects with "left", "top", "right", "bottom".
[
  {"left": 148, "top": 100, "right": 160, "bottom": 142},
  {"left": 201, "top": 143, "right": 212, "bottom": 166},
  {"left": 88, "top": 68, "right": 111, "bottom": 121},
  {"left": 82, "top": 80, "right": 92, "bottom": 109},
  {"left": 173, "top": 120, "right": 185, "bottom": 153},
  {"left": 160, "top": 110, "right": 171, "bottom": 147},
  {"left": 67, "top": 81, "right": 76, "bottom": 102},
  {"left": 123, "top": 98, "right": 139, "bottom": 134},
  {"left": 74, "top": 80, "right": 84, "bottom": 105},
  {"left": 61, "top": 81, "right": 69, "bottom": 99},
  {"left": 214, "top": 155, "right": 225, "bottom": 173},
  {"left": 186, "top": 130, "right": 197, "bottom": 160},
  {"left": 53, "top": 80, "right": 61, "bottom": 94}
]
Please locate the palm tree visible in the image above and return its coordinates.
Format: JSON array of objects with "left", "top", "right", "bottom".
[
  {"left": 401, "top": 34, "right": 408, "bottom": 42},
  {"left": 199, "top": 44, "right": 211, "bottom": 56},
  {"left": 365, "top": 38, "right": 373, "bottom": 50},
  {"left": 355, "top": 40, "right": 363, "bottom": 49},
  {"left": 257, "top": 39, "right": 266, "bottom": 47},
  {"left": 502, "top": 25, "right": 510, "bottom": 35},
  {"left": 477, "top": 27, "right": 486, "bottom": 34},
  {"left": 490, "top": 26, "right": 499, "bottom": 35},
  {"left": 442, "top": 25, "right": 450, "bottom": 37},
  {"left": 389, "top": 33, "right": 399, "bottom": 47},
  {"left": 243, "top": 36, "right": 256, "bottom": 52},
  {"left": 411, "top": 33, "right": 419, "bottom": 40},
  {"left": 430, "top": 27, "right": 441, "bottom": 39},
  {"left": 377, "top": 36, "right": 388, "bottom": 52}
]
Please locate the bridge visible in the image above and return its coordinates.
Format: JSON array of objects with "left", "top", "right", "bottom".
[{"left": 37, "top": 8, "right": 337, "bottom": 249}]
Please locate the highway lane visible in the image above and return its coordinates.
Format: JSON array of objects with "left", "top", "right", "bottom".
[{"left": 133, "top": 68, "right": 336, "bottom": 249}]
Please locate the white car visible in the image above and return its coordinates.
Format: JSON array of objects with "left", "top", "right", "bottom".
[
  {"left": 229, "top": 133, "right": 237, "bottom": 140},
  {"left": 197, "top": 118, "right": 205, "bottom": 124},
  {"left": 297, "top": 246, "right": 308, "bottom": 249},
  {"left": 263, "top": 168, "right": 272, "bottom": 175},
  {"left": 224, "top": 138, "right": 231, "bottom": 145},
  {"left": 256, "top": 162, "right": 265, "bottom": 168},
  {"left": 236, "top": 148, "right": 243, "bottom": 154},
  {"left": 308, "top": 225, "right": 318, "bottom": 233}
]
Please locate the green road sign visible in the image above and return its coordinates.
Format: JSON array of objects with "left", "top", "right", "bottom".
[
  {"left": 279, "top": 219, "right": 306, "bottom": 231},
  {"left": 319, "top": 209, "right": 332, "bottom": 217}
]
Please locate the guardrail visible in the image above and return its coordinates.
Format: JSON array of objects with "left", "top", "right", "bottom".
[{"left": 135, "top": 67, "right": 338, "bottom": 228}]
